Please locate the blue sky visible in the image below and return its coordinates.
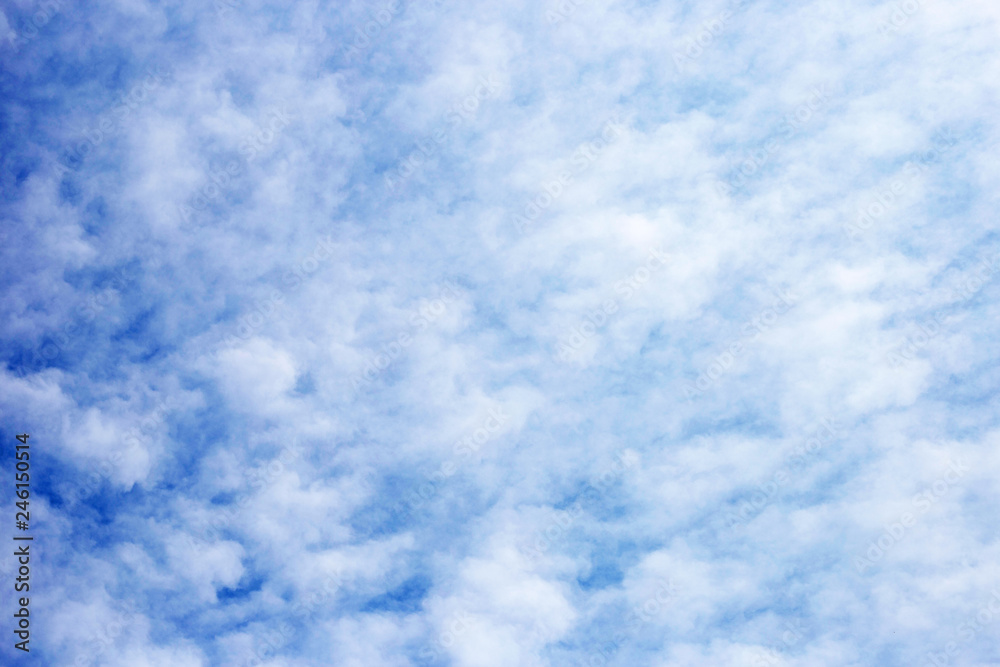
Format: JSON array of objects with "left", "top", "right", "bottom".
[{"left": 2, "top": 0, "right": 1000, "bottom": 665}]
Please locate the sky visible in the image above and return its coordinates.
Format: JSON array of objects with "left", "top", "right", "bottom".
[{"left": 1, "top": 0, "right": 1000, "bottom": 665}]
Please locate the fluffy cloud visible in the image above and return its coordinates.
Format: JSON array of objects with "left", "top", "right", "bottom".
[{"left": 1, "top": 0, "right": 999, "bottom": 664}]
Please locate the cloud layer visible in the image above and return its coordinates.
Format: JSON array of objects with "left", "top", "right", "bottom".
[{"left": 2, "top": 0, "right": 1000, "bottom": 665}]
